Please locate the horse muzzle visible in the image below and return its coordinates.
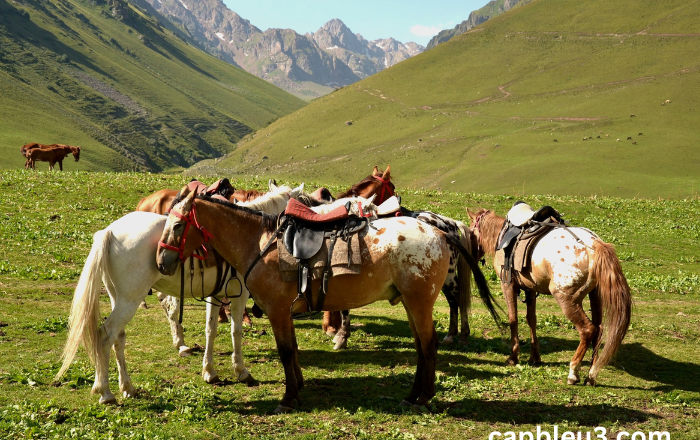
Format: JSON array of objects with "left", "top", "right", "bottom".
[{"left": 156, "top": 249, "right": 180, "bottom": 276}]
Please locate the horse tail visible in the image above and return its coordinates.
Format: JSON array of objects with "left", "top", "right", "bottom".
[
  {"left": 590, "top": 239, "right": 632, "bottom": 380},
  {"left": 444, "top": 233, "right": 503, "bottom": 329},
  {"left": 455, "top": 221, "right": 472, "bottom": 317},
  {"left": 56, "top": 229, "right": 111, "bottom": 381}
]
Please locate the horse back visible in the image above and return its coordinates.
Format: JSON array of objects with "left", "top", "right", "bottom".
[{"left": 136, "top": 189, "right": 178, "bottom": 214}]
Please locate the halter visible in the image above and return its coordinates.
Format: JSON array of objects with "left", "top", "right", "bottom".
[
  {"left": 158, "top": 202, "right": 212, "bottom": 262},
  {"left": 372, "top": 175, "right": 395, "bottom": 204}
]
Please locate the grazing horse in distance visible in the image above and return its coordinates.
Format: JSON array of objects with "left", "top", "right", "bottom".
[
  {"left": 467, "top": 208, "right": 632, "bottom": 386},
  {"left": 25, "top": 144, "right": 81, "bottom": 170}
]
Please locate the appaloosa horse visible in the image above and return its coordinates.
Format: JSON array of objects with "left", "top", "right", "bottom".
[
  {"left": 468, "top": 208, "right": 632, "bottom": 385},
  {"left": 324, "top": 165, "right": 483, "bottom": 350},
  {"left": 25, "top": 143, "right": 81, "bottom": 170},
  {"left": 155, "top": 187, "right": 499, "bottom": 412}
]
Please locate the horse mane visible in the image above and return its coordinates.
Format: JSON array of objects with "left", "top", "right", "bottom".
[
  {"left": 197, "top": 195, "right": 278, "bottom": 232},
  {"left": 336, "top": 174, "right": 378, "bottom": 199},
  {"left": 478, "top": 209, "right": 506, "bottom": 257},
  {"left": 240, "top": 185, "right": 292, "bottom": 213},
  {"left": 233, "top": 189, "right": 265, "bottom": 202}
]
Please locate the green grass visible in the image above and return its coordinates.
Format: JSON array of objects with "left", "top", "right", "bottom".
[
  {"left": 0, "top": 0, "right": 304, "bottom": 172},
  {"left": 0, "top": 170, "right": 698, "bottom": 438},
  {"left": 210, "top": 0, "right": 700, "bottom": 198}
]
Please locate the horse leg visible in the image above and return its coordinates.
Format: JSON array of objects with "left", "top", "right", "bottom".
[
  {"left": 218, "top": 297, "right": 230, "bottom": 323},
  {"left": 112, "top": 329, "right": 137, "bottom": 398},
  {"left": 504, "top": 282, "right": 521, "bottom": 365},
  {"left": 202, "top": 301, "right": 220, "bottom": 383},
  {"left": 268, "top": 309, "right": 301, "bottom": 414},
  {"left": 441, "top": 274, "right": 459, "bottom": 344},
  {"left": 156, "top": 292, "right": 191, "bottom": 356},
  {"left": 555, "top": 294, "right": 597, "bottom": 385},
  {"left": 58, "top": 159, "right": 63, "bottom": 171},
  {"left": 291, "top": 326, "right": 304, "bottom": 391},
  {"left": 399, "top": 300, "right": 438, "bottom": 409},
  {"left": 332, "top": 310, "right": 351, "bottom": 350},
  {"left": 588, "top": 288, "right": 603, "bottom": 375},
  {"left": 525, "top": 291, "right": 541, "bottom": 366},
  {"left": 323, "top": 311, "right": 342, "bottom": 337},
  {"left": 229, "top": 291, "right": 257, "bottom": 386},
  {"left": 93, "top": 299, "right": 141, "bottom": 404}
]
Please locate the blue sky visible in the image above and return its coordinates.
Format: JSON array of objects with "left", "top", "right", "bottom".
[{"left": 222, "top": 0, "right": 490, "bottom": 46}]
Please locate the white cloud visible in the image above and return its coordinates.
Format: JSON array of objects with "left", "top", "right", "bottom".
[{"left": 410, "top": 24, "right": 443, "bottom": 37}]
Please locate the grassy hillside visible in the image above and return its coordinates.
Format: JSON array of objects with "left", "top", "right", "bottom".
[
  {"left": 209, "top": 0, "right": 700, "bottom": 198},
  {"left": 0, "top": 0, "right": 304, "bottom": 172}
]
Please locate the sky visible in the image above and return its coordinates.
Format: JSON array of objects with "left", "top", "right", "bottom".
[{"left": 222, "top": 0, "right": 491, "bottom": 46}]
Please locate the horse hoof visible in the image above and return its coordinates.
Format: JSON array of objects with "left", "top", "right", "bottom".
[
  {"left": 333, "top": 338, "right": 347, "bottom": 350},
  {"left": 178, "top": 347, "right": 193, "bottom": 357},
  {"left": 240, "top": 372, "right": 259, "bottom": 387},
  {"left": 399, "top": 399, "right": 413, "bottom": 408},
  {"left": 273, "top": 404, "right": 294, "bottom": 414},
  {"left": 505, "top": 357, "right": 518, "bottom": 366},
  {"left": 567, "top": 377, "right": 580, "bottom": 385},
  {"left": 121, "top": 385, "right": 137, "bottom": 398},
  {"left": 528, "top": 359, "right": 543, "bottom": 367},
  {"left": 584, "top": 378, "right": 596, "bottom": 387},
  {"left": 99, "top": 395, "right": 117, "bottom": 405},
  {"left": 441, "top": 335, "right": 455, "bottom": 345}
]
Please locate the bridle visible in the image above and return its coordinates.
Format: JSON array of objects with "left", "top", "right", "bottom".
[
  {"left": 372, "top": 175, "right": 395, "bottom": 204},
  {"left": 158, "top": 201, "right": 212, "bottom": 262}
]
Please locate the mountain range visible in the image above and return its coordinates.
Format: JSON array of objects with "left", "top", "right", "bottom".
[
  {"left": 204, "top": 0, "right": 700, "bottom": 198},
  {"left": 141, "top": 0, "right": 424, "bottom": 99},
  {"left": 0, "top": 0, "right": 303, "bottom": 171}
]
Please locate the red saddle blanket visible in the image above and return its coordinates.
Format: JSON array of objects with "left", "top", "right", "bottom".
[{"left": 284, "top": 198, "right": 348, "bottom": 223}]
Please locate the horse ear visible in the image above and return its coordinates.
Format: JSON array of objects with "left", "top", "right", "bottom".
[
  {"left": 366, "top": 194, "right": 376, "bottom": 205},
  {"left": 383, "top": 165, "right": 391, "bottom": 180},
  {"left": 268, "top": 179, "right": 277, "bottom": 191},
  {"left": 372, "top": 166, "right": 380, "bottom": 176},
  {"left": 290, "top": 183, "right": 304, "bottom": 198},
  {"left": 466, "top": 208, "right": 477, "bottom": 220}
]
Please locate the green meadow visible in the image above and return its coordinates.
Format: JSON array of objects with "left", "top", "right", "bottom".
[
  {"left": 211, "top": 0, "right": 700, "bottom": 199},
  {"left": 0, "top": 170, "right": 698, "bottom": 438}
]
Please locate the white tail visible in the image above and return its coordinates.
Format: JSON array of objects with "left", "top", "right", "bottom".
[{"left": 56, "top": 229, "right": 111, "bottom": 380}]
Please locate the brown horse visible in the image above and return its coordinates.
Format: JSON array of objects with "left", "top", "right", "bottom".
[
  {"left": 25, "top": 144, "right": 81, "bottom": 170},
  {"left": 467, "top": 208, "right": 632, "bottom": 385},
  {"left": 156, "top": 187, "right": 496, "bottom": 412}
]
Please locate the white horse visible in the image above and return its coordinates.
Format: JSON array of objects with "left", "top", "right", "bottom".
[{"left": 55, "top": 183, "right": 304, "bottom": 404}]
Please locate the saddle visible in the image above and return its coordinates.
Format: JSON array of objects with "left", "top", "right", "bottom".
[
  {"left": 281, "top": 198, "right": 368, "bottom": 318},
  {"left": 497, "top": 202, "right": 565, "bottom": 284},
  {"left": 187, "top": 178, "right": 235, "bottom": 203}
]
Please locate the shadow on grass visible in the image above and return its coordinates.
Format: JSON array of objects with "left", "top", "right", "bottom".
[
  {"left": 212, "top": 374, "right": 659, "bottom": 423},
  {"left": 614, "top": 342, "right": 700, "bottom": 392}
]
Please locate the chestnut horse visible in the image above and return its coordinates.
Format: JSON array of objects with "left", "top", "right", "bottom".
[
  {"left": 25, "top": 143, "right": 81, "bottom": 170},
  {"left": 155, "top": 187, "right": 499, "bottom": 412},
  {"left": 467, "top": 208, "right": 632, "bottom": 385}
]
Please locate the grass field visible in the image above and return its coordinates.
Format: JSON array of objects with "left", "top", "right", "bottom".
[
  {"left": 0, "top": 170, "right": 698, "bottom": 438},
  {"left": 209, "top": 0, "right": 700, "bottom": 199}
]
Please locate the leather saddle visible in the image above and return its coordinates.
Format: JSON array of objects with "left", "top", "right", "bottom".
[
  {"left": 281, "top": 198, "right": 368, "bottom": 318},
  {"left": 188, "top": 178, "right": 235, "bottom": 202},
  {"left": 497, "top": 201, "right": 565, "bottom": 284}
]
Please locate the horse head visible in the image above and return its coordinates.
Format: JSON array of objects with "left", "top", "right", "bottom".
[
  {"left": 71, "top": 146, "right": 81, "bottom": 162},
  {"left": 339, "top": 165, "right": 396, "bottom": 204},
  {"left": 156, "top": 186, "right": 206, "bottom": 276}
]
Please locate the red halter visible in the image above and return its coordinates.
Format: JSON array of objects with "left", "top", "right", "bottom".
[
  {"left": 372, "top": 175, "right": 395, "bottom": 205},
  {"left": 158, "top": 202, "right": 212, "bottom": 262}
]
